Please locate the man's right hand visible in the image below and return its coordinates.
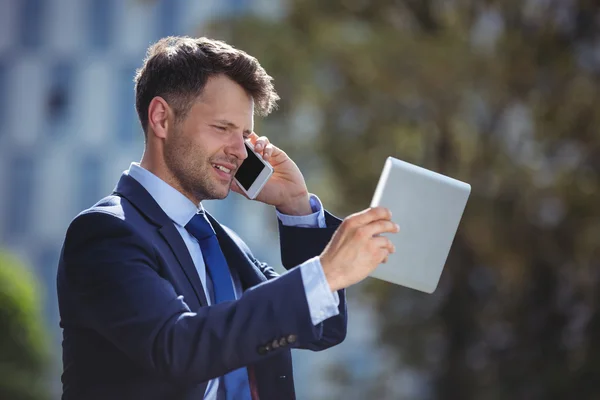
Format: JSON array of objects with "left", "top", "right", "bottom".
[{"left": 319, "top": 207, "right": 399, "bottom": 292}]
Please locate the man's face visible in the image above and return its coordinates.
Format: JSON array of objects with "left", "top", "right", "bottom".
[{"left": 164, "top": 75, "right": 253, "bottom": 202}]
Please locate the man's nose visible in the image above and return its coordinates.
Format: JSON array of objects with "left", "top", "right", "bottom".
[{"left": 227, "top": 135, "right": 248, "bottom": 161}]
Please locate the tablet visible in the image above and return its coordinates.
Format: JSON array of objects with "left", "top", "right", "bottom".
[{"left": 369, "top": 157, "right": 471, "bottom": 293}]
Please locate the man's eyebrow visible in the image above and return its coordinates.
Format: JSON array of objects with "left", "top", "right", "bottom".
[{"left": 215, "top": 119, "right": 252, "bottom": 135}]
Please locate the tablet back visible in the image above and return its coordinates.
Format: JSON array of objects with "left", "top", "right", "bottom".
[{"left": 370, "top": 157, "right": 471, "bottom": 293}]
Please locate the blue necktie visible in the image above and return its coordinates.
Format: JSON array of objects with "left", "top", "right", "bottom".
[{"left": 185, "top": 212, "right": 252, "bottom": 400}]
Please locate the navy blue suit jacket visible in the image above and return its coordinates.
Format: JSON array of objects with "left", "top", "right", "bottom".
[{"left": 57, "top": 174, "right": 347, "bottom": 400}]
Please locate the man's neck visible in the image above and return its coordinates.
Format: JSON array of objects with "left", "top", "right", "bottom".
[{"left": 139, "top": 156, "right": 202, "bottom": 206}]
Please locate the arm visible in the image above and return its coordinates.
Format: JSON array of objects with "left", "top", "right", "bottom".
[
  {"left": 278, "top": 211, "right": 348, "bottom": 351},
  {"left": 230, "top": 134, "right": 349, "bottom": 349},
  {"left": 61, "top": 211, "right": 323, "bottom": 384},
  {"left": 218, "top": 205, "right": 347, "bottom": 351}
]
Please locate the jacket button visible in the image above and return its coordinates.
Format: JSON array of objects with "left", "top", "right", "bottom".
[
  {"left": 279, "top": 337, "right": 287, "bottom": 347},
  {"left": 257, "top": 346, "right": 267, "bottom": 355},
  {"left": 286, "top": 334, "right": 297, "bottom": 344},
  {"left": 265, "top": 343, "right": 272, "bottom": 352},
  {"left": 271, "top": 339, "right": 280, "bottom": 349}
]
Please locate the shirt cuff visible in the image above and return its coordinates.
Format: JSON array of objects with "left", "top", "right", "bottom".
[
  {"left": 299, "top": 256, "right": 340, "bottom": 326},
  {"left": 276, "top": 194, "right": 327, "bottom": 228}
]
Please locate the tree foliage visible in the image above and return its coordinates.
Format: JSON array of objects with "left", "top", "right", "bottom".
[
  {"left": 210, "top": 1, "right": 600, "bottom": 398},
  {"left": 0, "top": 252, "right": 49, "bottom": 400}
]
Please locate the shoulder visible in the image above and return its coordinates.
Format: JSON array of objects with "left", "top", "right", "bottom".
[
  {"left": 66, "top": 194, "right": 147, "bottom": 246},
  {"left": 63, "top": 195, "right": 157, "bottom": 264},
  {"left": 77, "top": 194, "right": 129, "bottom": 220}
]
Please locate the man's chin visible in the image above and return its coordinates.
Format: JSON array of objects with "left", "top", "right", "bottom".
[
  {"left": 206, "top": 183, "right": 231, "bottom": 200},
  {"left": 215, "top": 189, "right": 230, "bottom": 200}
]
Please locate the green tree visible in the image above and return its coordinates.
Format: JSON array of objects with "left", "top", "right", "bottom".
[
  {"left": 0, "top": 251, "right": 50, "bottom": 400},
  {"left": 209, "top": 1, "right": 600, "bottom": 399}
]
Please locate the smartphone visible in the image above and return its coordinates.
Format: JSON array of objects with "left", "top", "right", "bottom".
[{"left": 234, "top": 141, "right": 274, "bottom": 199}]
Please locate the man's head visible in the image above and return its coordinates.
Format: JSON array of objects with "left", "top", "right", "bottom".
[{"left": 134, "top": 36, "right": 279, "bottom": 203}]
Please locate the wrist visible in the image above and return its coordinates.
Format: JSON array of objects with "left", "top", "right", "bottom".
[
  {"left": 276, "top": 192, "right": 312, "bottom": 216},
  {"left": 319, "top": 255, "right": 341, "bottom": 292}
]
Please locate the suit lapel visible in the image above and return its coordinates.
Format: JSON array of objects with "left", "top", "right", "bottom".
[
  {"left": 157, "top": 224, "right": 209, "bottom": 306},
  {"left": 113, "top": 173, "right": 209, "bottom": 307}
]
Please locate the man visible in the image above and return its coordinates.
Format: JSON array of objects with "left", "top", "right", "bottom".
[{"left": 57, "top": 36, "right": 398, "bottom": 400}]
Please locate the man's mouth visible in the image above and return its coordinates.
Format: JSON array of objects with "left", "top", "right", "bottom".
[
  {"left": 213, "top": 164, "right": 232, "bottom": 174},
  {"left": 211, "top": 162, "right": 236, "bottom": 177}
]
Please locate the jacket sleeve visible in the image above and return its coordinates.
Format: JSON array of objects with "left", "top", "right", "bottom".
[
  {"left": 60, "top": 211, "right": 323, "bottom": 385},
  {"left": 277, "top": 211, "right": 348, "bottom": 351}
]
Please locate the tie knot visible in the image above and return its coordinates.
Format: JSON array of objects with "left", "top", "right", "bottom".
[{"left": 185, "top": 212, "right": 216, "bottom": 241}]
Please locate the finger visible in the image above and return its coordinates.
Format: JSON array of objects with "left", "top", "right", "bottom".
[
  {"left": 363, "top": 220, "right": 400, "bottom": 238},
  {"left": 372, "top": 236, "right": 395, "bottom": 253},
  {"left": 347, "top": 207, "right": 393, "bottom": 228},
  {"left": 253, "top": 136, "right": 270, "bottom": 153},
  {"left": 248, "top": 132, "right": 260, "bottom": 145},
  {"left": 378, "top": 249, "right": 390, "bottom": 264},
  {"left": 262, "top": 143, "right": 275, "bottom": 161}
]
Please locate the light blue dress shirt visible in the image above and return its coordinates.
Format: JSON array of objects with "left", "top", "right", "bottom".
[{"left": 127, "top": 163, "right": 339, "bottom": 399}]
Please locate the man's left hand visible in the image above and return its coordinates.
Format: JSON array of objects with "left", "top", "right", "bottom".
[{"left": 231, "top": 133, "right": 312, "bottom": 216}]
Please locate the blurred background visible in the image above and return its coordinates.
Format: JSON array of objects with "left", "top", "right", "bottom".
[{"left": 0, "top": 0, "right": 599, "bottom": 399}]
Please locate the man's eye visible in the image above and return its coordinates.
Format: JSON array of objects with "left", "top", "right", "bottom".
[{"left": 214, "top": 125, "right": 227, "bottom": 131}]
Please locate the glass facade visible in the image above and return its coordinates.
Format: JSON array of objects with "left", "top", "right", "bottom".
[
  {"left": 78, "top": 155, "right": 103, "bottom": 211},
  {"left": 156, "top": 0, "right": 183, "bottom": 38},
  {"left": 88, "top": 0, "right": 114, "bottom": 51},
  {"left": 20, "top": 0, "right": 44, "bottom": 49},
  {"left": 0, "top": 61, "right": 5, "bottom": 134},
  {"left": 5, "top": 153, "right": 36, "bottom": 239},
  {"left": 47, "top": 61, "right": 75, "bottom": 138},
  {"left": 116, "top": 64, "right": 141, "bottom": 144}
]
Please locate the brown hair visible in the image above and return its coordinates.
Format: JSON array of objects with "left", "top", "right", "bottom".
[{"left": 134, "top": 36, "right": 279, "bottom": 135}]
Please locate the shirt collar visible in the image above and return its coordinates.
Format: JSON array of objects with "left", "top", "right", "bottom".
[{"left": 127, "top": 162, "right": 202, "bottom": 227}]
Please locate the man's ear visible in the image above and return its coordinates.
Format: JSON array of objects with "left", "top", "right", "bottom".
[{"left": 147, "top": 96, "right": 171, "bottom": 139}]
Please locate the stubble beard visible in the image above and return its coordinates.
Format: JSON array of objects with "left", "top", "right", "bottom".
[{"left": 163, "top": 130, "right": 230, "bottom": 204}]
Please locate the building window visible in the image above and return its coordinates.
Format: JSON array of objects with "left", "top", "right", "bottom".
[
  {"left": 116, "top": 65, "right": 141, "bottom": 144},
  {"left": 19, "top": 0, "right": 44, "bottom": 49},
  {"left": 0, "top": 61, "right": 6, "bottom": 135},
  {"left": 47, "top": 61, "right": 74, "bottom": 138},
  {"left": 225, "top": 0, "right": 251, "bottom": 14},
  {"left": 156, "top": 0, "right": 182, "bottom": 38},
  {"left": 78, "top": 156, "right": 103, "bottom": 211},
  {"left": 5, "top": 153, "right": 35, "bottom": 238},
  {"left": 88, "top": 0, "right": 114, "bottom": 51}
]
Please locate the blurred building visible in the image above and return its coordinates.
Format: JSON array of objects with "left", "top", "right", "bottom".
[{"left": 0, "top": 0, "right": 286, "bottom": 395}]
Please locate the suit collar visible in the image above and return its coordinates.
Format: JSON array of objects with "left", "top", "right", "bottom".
[
  {"left": 113, "top": 172, "right": 172, "bottom": 228},
  {"left": 126, "top": 163, "right": 200, "bottom": 227}
]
